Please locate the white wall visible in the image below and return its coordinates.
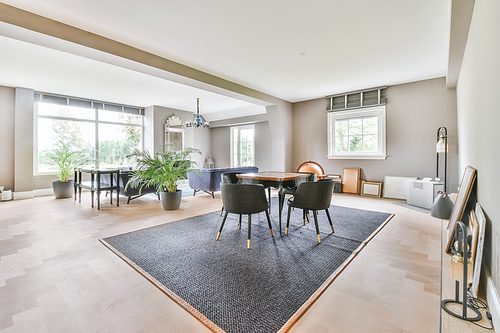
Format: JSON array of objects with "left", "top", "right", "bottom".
[
  {"left": 456, "top": 0, "right": 500, "bottom": 303},
  {"left": 292, "top": 77, "right": 459, "bottom": 190}
]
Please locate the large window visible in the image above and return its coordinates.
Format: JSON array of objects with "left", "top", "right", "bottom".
[
  {"left": 35, "top": 96, "right": 143, "bottom": 174},
  {"left": 231, "top": 125, "right": 255, "bottom": 167},
  {"left": 327, "top": 105, "right": 386, "bottom": 159}
]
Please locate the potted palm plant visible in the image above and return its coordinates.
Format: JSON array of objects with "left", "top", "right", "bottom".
[
  {"left": 47, "top": 142, "right": 95, "bottom": 199},
  {"left": 126, "top": 145, "right": 201, "bottom": 210}
]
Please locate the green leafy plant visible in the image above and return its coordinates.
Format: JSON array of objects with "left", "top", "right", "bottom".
[
  {"left": 126, "top": 145, "right": 201, "bottom": 193},
  {"left": 47, "top": 142, "right": 95, "bottom": 181}
]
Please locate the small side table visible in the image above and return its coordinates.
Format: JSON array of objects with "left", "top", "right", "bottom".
[{"left": 74, "top": 168, "right": 120, "bottom": 210}]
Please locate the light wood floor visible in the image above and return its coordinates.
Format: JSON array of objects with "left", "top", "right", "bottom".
[{"left": 0, "top": 191, "right": 484, "bottom": 332}]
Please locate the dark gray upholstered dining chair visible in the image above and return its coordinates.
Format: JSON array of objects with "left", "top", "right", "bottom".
[
  {"left": 285, "top": 178, "right": 334, "bottom": 243},
  {"left": 221, "top": 172, "right": 241, "bottom": 185},
  {"left": 220, "top": 172, "right": 243, "bottom": 216},
  {"left": 217, "top": 183, "right": 274, "bottom": 249},
  {"left": 281, "top": 171, "right": 317, "bottom": 224}
]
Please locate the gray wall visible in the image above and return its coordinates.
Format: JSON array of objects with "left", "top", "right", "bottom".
[
  {"left": 143, "top": 105, "right": 211, "bottom": 168},
  {"left": 211, "top": 127, "right": 231, "bottom": 168},
  {"left": 292, "top": 77, "right": 459, "bottom": 191},
  {"left": 255, "top": 121, "right": 273, "bottom": 171},
  {"left": 14, "top": 88, "right": 34, "bottom": 193},
  {"left": 0, "top": 85, "right": 15, "bottom": 191},
  {"left": 210, "top": 121, "right": 273, "bottom": 171},
  {"left": 456, "top": 0, "right": 500, "bottom": 303}
]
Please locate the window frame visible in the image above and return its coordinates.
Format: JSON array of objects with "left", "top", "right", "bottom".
[
  {"left": 230, "top": 124, "right": 255, "bottom": 167},
  {"left": 327, "top": 105, "right": 386, "bottom": 160},
  {"left": 34, "top": 102, "right": 144, "bottom": 175}
]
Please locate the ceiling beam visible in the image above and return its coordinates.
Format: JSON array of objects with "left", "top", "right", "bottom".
[{"left": 0, "top": 3, "right": 286, "bottom": 108}]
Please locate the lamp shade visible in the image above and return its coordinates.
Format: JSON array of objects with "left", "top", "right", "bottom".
[{"left": 430, "top": 192, "right": 454, "bottom": 219}]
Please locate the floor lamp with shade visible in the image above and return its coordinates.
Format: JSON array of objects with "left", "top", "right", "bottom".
[{"left": 436, "top": 127, "right": 448, "bottom": 192}]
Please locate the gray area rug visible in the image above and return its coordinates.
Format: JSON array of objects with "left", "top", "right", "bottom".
[{"left": 101, "top": 198, "right": 393, "bottom": 333}]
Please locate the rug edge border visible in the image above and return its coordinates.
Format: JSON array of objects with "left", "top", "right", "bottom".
[
  {"left": 98, "top": 238, "right": 224, "bottom": 333},
  {"left": 277, "top": 213, "right": 396, "bottom": 332}
]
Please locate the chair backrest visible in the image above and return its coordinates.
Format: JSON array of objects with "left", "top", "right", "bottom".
[
  {"left": 221, "top": 172, "right": 241, "bottom": 184},
  {"left": 221, "top": 183, "right": 268, "bottom": 215},
  {"left": 297, "top": 161, "right": 325, "bottom": 178},
  {"left": 282, "top": 171, "right": 316, "bottom": 189},
  {"left": 290, "top": 179, "right": 334, "bottom": 210}
]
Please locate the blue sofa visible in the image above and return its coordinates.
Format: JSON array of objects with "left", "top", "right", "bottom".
[{"left": 187, "top": 166, "right": 259, "bottom": 198}]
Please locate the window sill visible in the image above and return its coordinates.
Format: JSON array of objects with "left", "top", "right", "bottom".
[{"left": 327, "top": 154, "right": 387, "bottom": 160}]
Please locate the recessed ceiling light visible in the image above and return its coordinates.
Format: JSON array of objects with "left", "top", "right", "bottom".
[{"left": 300, "top": 53, "right": 306, "bottom": 56}]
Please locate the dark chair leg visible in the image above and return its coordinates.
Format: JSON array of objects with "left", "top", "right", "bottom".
[
  {"left": 239, "top": 214, "right": 242, "bottom": 229},
  {"left": 220, "top": 206, "right": 224, "bottom": 216},
  {"left": 286, "top": 204, "right": 292, "bottom": 235},
  {"left": 303, "top": 209, "right": 306, "bottom": 225},
  {"left": 265, "top": 210, "right": 273, "bottom": 237},
  {"left": 267, "top": 187, "right": 271, "bottom": 212},
  {"left": 325, "top": 209, "right": 334, "bottom": 232},
  {"left": 247, "top": 214, "right": 252, "bottom": 249},
  {"left": 313, "top": 210, "right": 321, "bottom": 243},
  {"left": 193, "top": 189, "right": 198, "bottom": 196},
  {"left": 127, "top": 196, "right": 131, "bottom": 204},
  {"left": 217, "top": 211, "right": 229, "bottom": 240}
]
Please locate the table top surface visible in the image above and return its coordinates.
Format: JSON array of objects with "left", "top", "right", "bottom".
[
  {"left": 77, "top": 167, "right": 120, "bottom": 173},
  {"left": 236, "top": 172, "right": 309, "bottom": 181}
]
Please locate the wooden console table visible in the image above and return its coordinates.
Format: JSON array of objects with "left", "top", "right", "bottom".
[{"left": 74, "top": 167, "right": 120, "bottom": 210}]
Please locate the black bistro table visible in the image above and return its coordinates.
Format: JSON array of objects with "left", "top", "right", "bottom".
[{"left": 74, "top": 167, "right": 120, "bottom": 210}]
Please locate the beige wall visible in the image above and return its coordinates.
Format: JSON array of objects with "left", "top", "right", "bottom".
[
  {"left": 456, "top": 0, "right": 500, "bottom": 303},
  {"left": 0, "top": 85, "right": 15, "bottom": 190},
  {"left": 292, "top": 77, "right": 459, "bottom": 191}
]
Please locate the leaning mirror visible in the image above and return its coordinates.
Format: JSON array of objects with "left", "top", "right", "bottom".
[{"left": 165, "top": 115, "right": 185, "bottom": 152}]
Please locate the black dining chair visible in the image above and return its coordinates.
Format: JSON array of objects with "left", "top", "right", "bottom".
[
  {"left": 282, "top": 172, "right": 317, "bottom": 224},
  {"left": 220, "top": 172, "right": 242, "bottom": 216},
  {"left": 285, "top": 179, "right": 334, "bottom": 243},
  {"left": 217, "top": 183, "right": 274, "bottom": 249}
]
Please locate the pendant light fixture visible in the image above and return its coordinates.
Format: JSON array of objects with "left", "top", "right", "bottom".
[{"left": 186, "top": 98, "right": 209, "bottom": 128}]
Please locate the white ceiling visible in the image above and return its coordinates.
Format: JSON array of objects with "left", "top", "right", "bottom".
[{"left": 0, "top": 0, "right": 450, "bottom": 120}]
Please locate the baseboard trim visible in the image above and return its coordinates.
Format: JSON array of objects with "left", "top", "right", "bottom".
[
  {"left": 12, "top": 191, "right": 35, "bottom": 200},
  {"left": 487, "top": 276, "right": 500, "bottom": 330},
  {"left": 34, "top": 188, "right": 54, "bottom": 197}
]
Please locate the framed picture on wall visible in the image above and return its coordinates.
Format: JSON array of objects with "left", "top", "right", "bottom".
[
  {"left": 469, "top": 210, "right": 479, "bottom": 261},
  {"left": 445, "top": 166, "right": 477, "bottom": 254},
  {"left": 360, "top": 180, "right": 383, "bottom": 197},
  {"left": 342, "top": 168, "right": 361, "bottom": 194},
  {"left": 471, "top": 203, "right": 487, "bottom": 298}
]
